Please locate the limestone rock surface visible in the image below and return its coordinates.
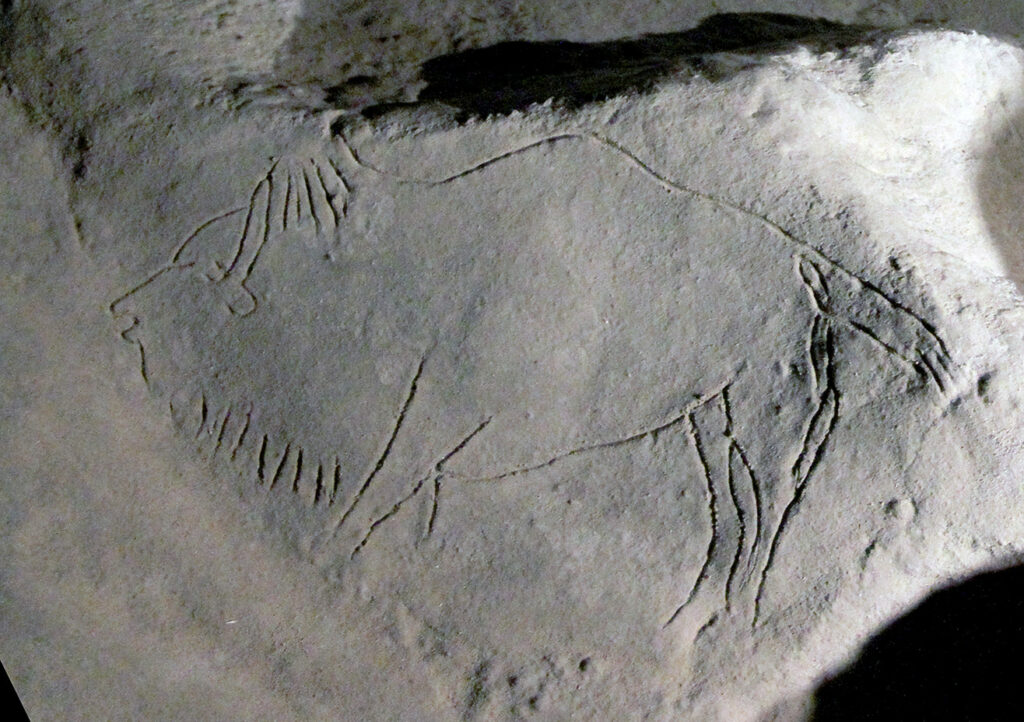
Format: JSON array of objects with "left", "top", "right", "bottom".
[{"left": 5, "top": 3, "right": 1024, "bottom": 720}]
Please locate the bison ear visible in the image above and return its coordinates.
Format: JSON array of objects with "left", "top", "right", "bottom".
[{"left": 213, "top": 278, "right": 257, "bottom": 317}]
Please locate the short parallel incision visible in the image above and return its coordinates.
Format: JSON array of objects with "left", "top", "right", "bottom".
[{"left": 182, "top": 391, "right": 351, "bottom": 513}]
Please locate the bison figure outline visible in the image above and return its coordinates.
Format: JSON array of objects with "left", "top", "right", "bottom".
[{"left": 109, "top": 129, "right": 956, "bottom": 630}]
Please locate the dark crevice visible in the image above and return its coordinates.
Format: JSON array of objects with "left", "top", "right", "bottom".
[
  {"left": 365, "top": 13, "right": 877, "bottom": 119},
  {"left": 812, "top": 562, "right": 1024, "bottom": 720}
]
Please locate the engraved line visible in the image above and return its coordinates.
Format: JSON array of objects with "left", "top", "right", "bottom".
[
  {"left": 196, "top": 392, "right": 208, "bottom": 439},
  {"left": 303, "top": 163, "right": 322, "bottom": 234},
  {"left": 725, "top": 444, "right": 747, "bottom": 609},
  {"left": 292, "top": 446, "right": 304, "bottom": 493},
  {"left": 801, "top": 326, "right": 841, "bottom": 485},
  {"left": 754, "top": 325, "right": 840, "bottom": 627},
  {"left": 799, "top": 258, "right": 951, "bottom": 391},
  {"left": 722, "top": 386, "right": 734, "bottom": 435},
  {"left": 314, "top": 463, "right": 324, "bottom": 505},
  {"left": 213, "top": 407, "right": 232, "bottom": 455},
  {"left": 108, "top": 262, "right": 196, "bottom": 315},
  {"left": 348, "top": 420, "right": 496, "bottom": 556},
  {"left": 170, "top": 207, "right": 246, "bottom": 263},
  {"left": 460, "top": 381, "right": 731, "bottom": 484},
  {"left": 802, "top": 388, "right": 838, "bottom": 485},
  {"left": 334, "top": 131, "right": 365, "bottom": 172},
  {"left": 730, "top": 438, "right": 763, "bottom": 587},
  {"left": 224, "top": 175, "right": 270, "bottom": 277},
  {"left": 664, "top": 403, "right": 722, "bottom": 628},
  {"left": 425, "top": 419, "right": 493, "bottom": 539},
  {"left": 230, "top": 406, "right": 252, "bottom": 461},
  {"left": 436, "top": 418, "right": 493, "bottom": 472},
  {"left": 256, "top": 434, "right": 268, "bottom": 484},
  {"left": 806, "top": 313, "right": 823, "bottom": 391},
  {"left": 136, "top": 338, "right": 149, "bottom": 385},
  {"left": 335, "top": 163, "right": 351, "bottom": 217},
  {"left": 844, "top": 318, "right": 917, "bottom": 369},
  {"left": 269, "top": 443, "right": 291, "bottom": 490},
  {"left": 797, "top": 256, "right": 829, "bottom": 312},
  {"left": 338, "top": 127, "right": 951, "bottom": 368},
  {"left": 753, "top": 491, "right": 801, "bottom": 628},
  {"left": 918, "top": 349, "right": 949, "bottom": 393},
  {"left": 427, "top": 477, "right": 441, "bottom": 538},
  {"left": 283, "top": 168, "right": 292, "bottom": 231},
  {"left": 117, "top": 318, "right": 150, "bottom": 385},
  {"left": 325, "top": 158, "right": 350, "bottom": 195},
  {"left": 294, "top": 165, "right": 305, "bottom": 222},
  {"left": 332, "top": 355, "right": 427, "bottom": 535},
  {"left": 797, "top": 329, "right": 840, "bottom": 486},
  {"left": 792, "top": 401, "right": 823, "bottom": 483},
  {"left": 239, "top": 161, "right": 281, "bottom": 284},
  {"left": 330, "top": 457, "right": 341, "bottom": 505},
  {"left": 313, "top": 159, "right": 341, "bottom": 227},
  {"left": 350, "top": 476, "right": 428, "bottom": 559}
]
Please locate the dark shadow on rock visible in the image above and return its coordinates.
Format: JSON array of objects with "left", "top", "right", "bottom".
[
  {"left": 363, "top": 13, "right": 877, "bottom": 120},
  {"left": 976, "top": 97, "right": 1024, "bottom": 294},
  {"left": 811, "top": 562, "right": 1024, "bottom": 721}
]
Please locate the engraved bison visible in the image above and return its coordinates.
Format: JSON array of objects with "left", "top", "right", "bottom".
[{"left": 110, "top": 129, "right": 954, "bottom": 629}]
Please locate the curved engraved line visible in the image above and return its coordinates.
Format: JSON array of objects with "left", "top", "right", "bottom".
[
  {"left": 457, "top": 379, "right": 733, "bottom": 484},
  {"left": 241, "top": 173, "right": 275, "bottom": 284},
  {"left": 171, "top": 207, "right": 247, "bottom": 264},
  {"left": 224, "top": 159, "right": 282, "bottom": 279},
  {"left": 349, "top": 418, "right": 492, "bottom": 558},
  {"left": 753, "top": 323, "right": 839, "bottom": 627},
  {"left": 730, "top": 438, "right": 762, "bottom": 588},
  {"left": 663, "top": 406, "right": 721, "bottom": 629},
  {"left": 108, "top": 203, "right": 248, "bottom": 316},
  {"left": 329, "top": 355, "right": 427, "bottom": 539},
  {"left": 224, "top": 178, "right": 266, "bottom": 278},
  {"left": 724, "top": 444, "right": 747, "bottom": 609},
  {"left": 340, "top": 129, "right": 845, "bottom": 266},
  {"left": 108, "top": 262, "right": 196, "bottom": 315},
  {"left": 339, "top": 127, "right": 951, "bottom": 361}
]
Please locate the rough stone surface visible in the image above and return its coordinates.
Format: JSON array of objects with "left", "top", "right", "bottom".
[{"left": 6, "top": 2, "right": 1024, "bottom": 720}]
